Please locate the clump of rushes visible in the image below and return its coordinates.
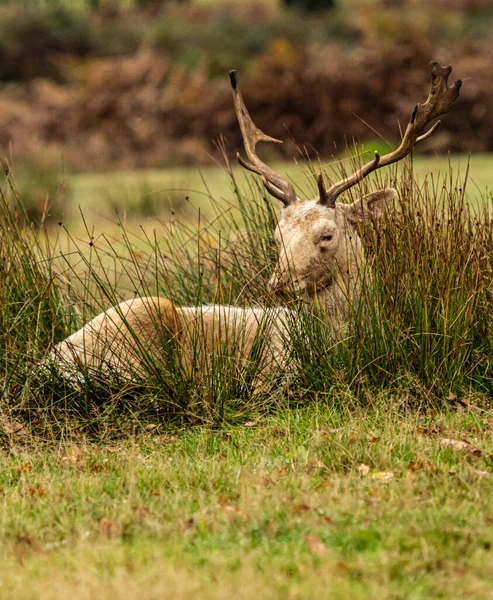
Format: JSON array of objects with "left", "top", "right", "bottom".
[
  {"left": 0, "top": 159, "right": 491, "bottom": 439},
  {"left": 289, "top": 162, "right": 493, "bottom": 404},
  {"left": 0, "top": 166, "right": 74, "bottom": 403}
]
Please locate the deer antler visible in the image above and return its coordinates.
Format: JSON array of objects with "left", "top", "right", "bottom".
[
  {"left": 230, "top": 70, "right": 298, "bottom": 207},
  {"left": 319, "top": 62, "right": 462, "bottom": 208}
]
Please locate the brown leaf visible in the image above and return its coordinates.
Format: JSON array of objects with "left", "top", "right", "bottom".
[
  {"left": 407, "top": 459, "right": 435, "bottom": 473},
  {"left": 305, "top": 535, "right": 327, "bottom": 556},
  {"left": 417, "top": 426, "right": 440, "bottom": 436},
  {"left": 407, "top": 460, "right": 423, "bottom": 472},
  {"left": 368, "top": 436, "right": 381, "bottom": 444},
  {"left": 271, "top": 425, "right": 286, "bottom": 436},
  {"left": 98, "top": 518, "right": 119, "bottom": 538},
  {"left": 26, "top": 485, "right": 46, "bottom": 498},
  {"left": 184, "top": 517, "right": 195, "bottom": 529},
  {"left": 19, "top": 462, "right": 33, "bottom": 473},
  {"left": 0, "top": 415, "right": 30, "bottom": 440},
  {"left": 315, "top": 479, "right": 330, "bottom": 491},
  {"left": 305, "top": 458, "right": 324, "bottom": 473},
  {"left": 290, "top": 503, "right": 310, "bottom": 513},
  {"left": 349, "top": 432, "right": 358, "bottom": 441},
  {"left": 321, "top": 516, "right": 334, "bottom": 525},
  {"left": 440, "top": 438, "right": 481, "bottom": 456},
  {"left": 14, "top": 534, "right": 41, "bottom": 566}
]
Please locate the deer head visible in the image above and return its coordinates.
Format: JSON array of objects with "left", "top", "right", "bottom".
[{"left": 230, "top": 63, "right": 461, "bottom": 311}]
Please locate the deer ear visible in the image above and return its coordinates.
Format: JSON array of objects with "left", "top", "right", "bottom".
[{"left": 338, "top": 188, "right": 397, "bottom": 224}]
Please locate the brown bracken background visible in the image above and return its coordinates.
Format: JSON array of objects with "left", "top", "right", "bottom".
[{"left": 0, "top": 0, "right": 491, "bottom": 172}]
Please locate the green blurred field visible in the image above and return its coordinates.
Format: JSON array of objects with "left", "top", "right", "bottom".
[{"left": 63, "top": 153, "right": 492, "bottom": 233}]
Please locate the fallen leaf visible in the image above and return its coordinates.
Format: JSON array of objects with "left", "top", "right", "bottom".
[
  {"left": 98, "top": 518, "right": 119, "bottom": 538},
  {"left": 417, "top": 426, "right": 440, "bottom": 436},
  {"left": 440, "top": 438, "right": 481, "bottom": 456},
  {"left": 469, "top": 468, "right": 489, "bottom": 479},
  {"left": 368, "top": 436, "right": 381, "bottom": 444},
  {"left": 145, "top": 424, "right": 157, "bottom": 431},
  {"left": 271, "top": 426, "right": 286, "bottom": 436},
  {"left": 305, "top": 535, "right": 327, "bottom": 556},
  {"left": 357, "top": 464, "right": 370, "bottom": 476},
  {"left": 290, "top": 503, "right": 310, "bottom": 513},
  {"left": 14, "top": 534, "right": 41, "bottom": 566},
  {"left": 320, "top": 515, "right": 334, "bottom": 525},
  {"left": 349, "top": 432, "right": 358, "bottom": 441},
  {"left": 315, "top": 479, "right": 330, "bottom": 491},
  {"left": 305, "top": 458, "right": 324, "bottom": 473},
  {"left": 184, "top": 517, "right": 195, "bottom": 529},
  {"left": 26, "top": 486, "right": 46, "bottom": 498},
  {"left": 368, "top": 471, "right": 394, "bottom": 482},
  {"left": 0, "top": 415, "right": 30, "bottom": 440}
]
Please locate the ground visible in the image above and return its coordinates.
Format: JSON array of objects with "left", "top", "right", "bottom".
[{"left": 1, "top": 405, "right": 492, "bottom": 599}]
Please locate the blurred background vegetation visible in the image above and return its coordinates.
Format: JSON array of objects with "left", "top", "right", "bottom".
[{"left": 0, "top": 0, "right": 491, "bottom": 224}]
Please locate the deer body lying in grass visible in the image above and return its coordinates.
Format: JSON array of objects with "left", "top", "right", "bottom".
[{"left": 53, "top": 63, "right": 461, "bottom": 385}]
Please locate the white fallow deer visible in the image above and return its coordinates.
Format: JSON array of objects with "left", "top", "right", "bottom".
[{"left": 52, "top": 62, "right": 461, "bottom": 384}]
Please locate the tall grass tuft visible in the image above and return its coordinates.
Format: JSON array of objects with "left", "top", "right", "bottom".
[{"left": 0, "top": 160, "right": 491, "bottom": 439}]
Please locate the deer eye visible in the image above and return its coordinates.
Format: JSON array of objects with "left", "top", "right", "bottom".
[{"left": 321, "top": 234, "right": 333, "bottom": 242}]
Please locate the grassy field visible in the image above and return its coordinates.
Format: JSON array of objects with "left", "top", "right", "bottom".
[
  {"left": 1, "top": 406, "right": 493, "bottom": 599},
  {"left": 25, "top": 153, "right": 492, "bottom": 235},
  {"left": 1, "top": 154, "right": 493, "bottom": 598}
]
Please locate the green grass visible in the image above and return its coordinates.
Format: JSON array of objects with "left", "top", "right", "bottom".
[
  {"left": 26, "top": 153, "right": 493, "bottom": 234},
  {"left": 1, "top": 405, "right": 492, "bottom": 599},
  {"left": 1, "top": 154, "right": 493, "bottom": 598}
]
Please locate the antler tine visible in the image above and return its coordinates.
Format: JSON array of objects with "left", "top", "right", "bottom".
[
  {"left": 320, "top": 61, "right": 462, "bottom": 207},
  {"left": 230, "top": 70, "right": 298, "bottom": 207},
  {"left": 320, "top": 152, "right": 381, "bottom": 208}
]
